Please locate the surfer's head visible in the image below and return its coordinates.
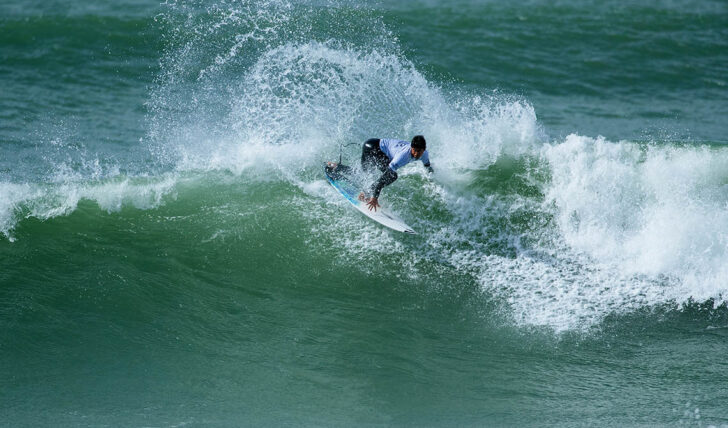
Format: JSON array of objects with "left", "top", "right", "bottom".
[{"left": 410, "top": 135, "right": 426, "bottom": 158}]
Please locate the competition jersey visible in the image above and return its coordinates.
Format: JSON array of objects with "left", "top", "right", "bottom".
[{"left": 378, "top": 138, "right": 431, "bottom": 172}]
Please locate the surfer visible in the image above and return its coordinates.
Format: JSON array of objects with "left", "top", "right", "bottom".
[{"left": 357, "top": 135, "right": 433, "bottom": 211}]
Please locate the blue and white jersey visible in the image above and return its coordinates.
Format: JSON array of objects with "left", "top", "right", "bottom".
[{"left": 379, "top": 138, "right": 431, "bottom": 172}]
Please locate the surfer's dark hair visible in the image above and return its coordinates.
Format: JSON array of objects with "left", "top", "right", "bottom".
[{"left": 411, "top": 135, "right": 426, "bottom": 149}]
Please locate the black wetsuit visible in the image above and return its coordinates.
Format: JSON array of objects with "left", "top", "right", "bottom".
[{"left": 361, "top": 138, "right": 398, "bottom": 198}]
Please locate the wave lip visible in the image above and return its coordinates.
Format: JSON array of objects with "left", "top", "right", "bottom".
[{"left": 0, "top": 176, "right": 177, "bottom": 241}]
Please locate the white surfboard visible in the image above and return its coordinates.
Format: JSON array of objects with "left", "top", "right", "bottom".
[{"left": 324, "top": 163, "right": 416, "bottom": 234}]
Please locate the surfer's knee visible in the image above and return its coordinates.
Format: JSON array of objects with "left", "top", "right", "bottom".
[
  {"left": 361, "top": 138, "right": 383, "bottom": 171},
  {"left": 363, "top": 138, "right": 380, "bottom": 150}
]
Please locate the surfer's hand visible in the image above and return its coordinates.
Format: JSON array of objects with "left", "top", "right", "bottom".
[
  {"left": 366, "top": 197, "right": 380, "bottom": 211},
  {"left": 358, "top": 192, "right": 367, "bottom": 201}
]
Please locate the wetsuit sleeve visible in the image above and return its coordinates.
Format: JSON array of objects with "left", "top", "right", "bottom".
[
  {"left": 371, "top": 168, "right": 398, "bottom": 198},
  {"left": 422, "top": 151, "right": 433, "bottom": 173}
]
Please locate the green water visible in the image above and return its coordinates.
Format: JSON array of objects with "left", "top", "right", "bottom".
[{"left": 2, "top": 0, "right": 728, "bottom": 426}]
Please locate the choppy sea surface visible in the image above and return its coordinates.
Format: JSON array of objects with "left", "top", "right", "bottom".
[{"left": 1, "top": 0, "right": 727, "bottom": 426}]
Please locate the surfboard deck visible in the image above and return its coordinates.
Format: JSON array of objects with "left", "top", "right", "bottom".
[{"left": 324, "top": 162, "right": 416, "bottom": 234}]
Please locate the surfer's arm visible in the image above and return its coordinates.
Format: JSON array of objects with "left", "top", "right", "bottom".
[
  {"left": 371, "top": 168, "right": 398, "bottom": 198},
  {"left": 421, "top": 151, "right": 433, "bottom": 173}
]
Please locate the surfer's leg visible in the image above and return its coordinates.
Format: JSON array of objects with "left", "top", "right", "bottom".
[
  {"left": 361, "top": 138, "right": 383, "bottom": 173},
  {"left": 374, "top": 151, "right": 390, "bottom": 172}
]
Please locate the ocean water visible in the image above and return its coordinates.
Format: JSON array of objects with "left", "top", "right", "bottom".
[{"left": 1, "top": 0, "right": 727, "bottom": 426}]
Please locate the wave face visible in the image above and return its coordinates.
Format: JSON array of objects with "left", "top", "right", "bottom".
[
  {"left": 4, "top": 0, "right": 725, "bottom": 331},
  {"left": 2, "top": 0, "right": 728, "bottom": 425}
]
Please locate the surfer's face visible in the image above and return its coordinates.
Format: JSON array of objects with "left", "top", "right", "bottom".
[{"left": 411, "top": 147, "right": 425, "bottom": 159}]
